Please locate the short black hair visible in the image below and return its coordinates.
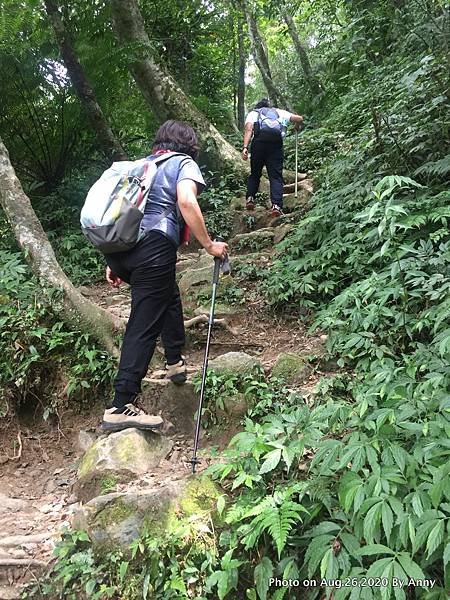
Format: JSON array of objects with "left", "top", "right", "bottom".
[
  {"left": 153, "top": 120, "right": 200, "bottom": 159},
  {"left": 254, "top": 98, "right": 270, "bottom": 109}
]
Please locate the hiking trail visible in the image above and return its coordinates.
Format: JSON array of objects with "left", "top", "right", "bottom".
[{"left": 0, "top": 178, "right": 335, "bottom": 599}]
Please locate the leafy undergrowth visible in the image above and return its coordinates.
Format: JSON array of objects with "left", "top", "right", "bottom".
[
  {"left": 23, "top": 365, "right": 450, "bottom": 599},
  {"left": 0, "top": 250, "right": 115, "bottom": 419}
]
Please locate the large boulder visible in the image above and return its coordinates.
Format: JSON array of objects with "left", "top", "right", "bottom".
[
  {"left": 283, "top": 180, "right": 313, "bottom": 212},
  {"left": 177, "top": 253, "right": 213, "bottom": 275},
  {"left": 223, "top": 393, "right": 248, "bottom": 417},
  {"left": 208, "top": 352, "right": 262, "bottom": 375},
  {"left": 75, "top": 429, "right": 172, "bottom": 502},
  {"left": 179, "top": 265, "right": 213, "bottom": 295},
  {"left": 271, "top": 352, "right": 311, "bottom": 384},
  {"left": 141, "top": 381, "right": 198, "bottom": 436},
  {"left": 72, "top": 475, "right": 222, "bottom": 551}
]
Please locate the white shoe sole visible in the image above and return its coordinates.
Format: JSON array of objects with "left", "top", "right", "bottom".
[{"left": 101, "top": 420, "right": 163, "bottom": 432}]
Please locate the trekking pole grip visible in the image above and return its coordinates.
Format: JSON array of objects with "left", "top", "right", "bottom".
[{"left": 213, "top": 236, "right": 225, "bottom": 284}]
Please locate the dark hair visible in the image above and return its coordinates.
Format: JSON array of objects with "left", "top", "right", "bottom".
[
  {"left": 254, "top": 98, "right": 270, "bottom": 109},
  {"left": 153, "top": 120, "right": 200, "bottom": 159}
]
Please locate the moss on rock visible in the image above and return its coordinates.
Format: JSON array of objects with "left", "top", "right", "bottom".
[
  {"left": 76, "top": 429, "right": 172, "bottom": 502},
  {"left": 100, "top": 474, "right": 119, "bottom": 495},
  {"left": 78, "top": 442, "right": 99, "bottom": 479},
  {"left": 93, "top": 498, "right": 136, "bottom": 530},
  {"left": 72, "top": 476, "right": 224, "bottom": 551},
  {"left": 272, "top": 352, "right": 310, "bottom": 384}
]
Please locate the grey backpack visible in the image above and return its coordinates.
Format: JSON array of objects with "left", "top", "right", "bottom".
[{"left": 80, "top": 152, "right": 183, "bottom": 253}]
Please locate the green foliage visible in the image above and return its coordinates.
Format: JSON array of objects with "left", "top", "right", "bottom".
[
  {"left": 0, "top": 250, "right": 115, "bottom": 418},
  {"left": 232, "top": 261, "right": 269, "bottom": 284},
  {"left": 192, "top": 366, "right": 286, "bottom": 428},
  {"left": 198, "top": 172, "right": 241, "bottom": 240},
  {"left": 6, "top": 1, "right": 450, "bottom": 598},
  {"left": 283, "top": 127, "right": 341, "bottom": 173},
  {"left": 205, "top": 380, "right": 450, "bottom": 598},
  {"left": 24, "top": 521, "right": 224, "bottom": 600},
  {"left": 33, "top": 168, "right": 108, "bottom": 285}
]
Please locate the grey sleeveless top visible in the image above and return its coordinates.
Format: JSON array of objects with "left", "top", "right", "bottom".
[{"left": 141, "top": 153, "right": 205, "bottom": 247}]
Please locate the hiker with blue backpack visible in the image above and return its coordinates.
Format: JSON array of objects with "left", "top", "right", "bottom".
[
  {"left": 242, "top": 98, "right": 304, "bottom": 217},
  {"left": 80, "top": 120, "right": 228, "bottom": 432}
]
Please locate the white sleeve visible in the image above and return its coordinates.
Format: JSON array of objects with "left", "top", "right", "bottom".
[
  {"left": 245, "top": 110, "right": 258, "bottom": 125},
  {"left": 277, "top": 109, "right": 293, "bottom": 122}
]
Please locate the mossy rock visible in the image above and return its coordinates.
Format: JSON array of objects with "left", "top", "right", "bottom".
[
  {"left": 72, "top": 475, "right": 223, "bottom": 551},
  {"left": 208, "top": 352, "right": 262, "bottom": 375},
  {"left": 230, "top": 197, "right": 245, "bottom": 211},
  {"left": 271, "top": 352, "right": 311, "bottom": 384},
  {"left": 74, "top": 470, "right": 121, "bottom": 503},
  {"left": 185, "top": 273, "right": 236, "bottom": 304},
  {"left": 76, "top": 429, "right": 172, "bottom": 502},
  {"left": 230, "top": 229, "right": 275, "bottom": 253},
  {"left": 282, "top": 184, "right": 312, "bottom": 212},
  {"left": 141, "top": 382, "right": 198, "bottom": 437},
  {"left": 179, "top": 265, "right": 213, "bottom": 294},
  {"left": 78, "top": 428, "right": 171, "bottom": 479},
  {"left": 223, "top": 393, "right": 248, "bottom": 417}
]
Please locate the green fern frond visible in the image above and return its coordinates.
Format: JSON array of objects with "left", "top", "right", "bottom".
[
  {"left": 415, "top": 155, "right": 450, "bottom": 178},
  {"left": 242, "top": 495, "right": 306, "bottom": 557}
]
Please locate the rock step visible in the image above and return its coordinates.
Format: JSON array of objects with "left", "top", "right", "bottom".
[
  {"left": 0, "top": 585, "right": 22, "bottom": 599},
  {"left": 0, "top": 533, "right": 53, "bottom": 548}
]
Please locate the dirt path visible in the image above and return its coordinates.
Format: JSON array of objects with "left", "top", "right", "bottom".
[
  {"left": 0, "top": 186, "right": 324, "bottom": 597},
  {"left": 0, "top": 290, "right": 324, "bottom": 596}
]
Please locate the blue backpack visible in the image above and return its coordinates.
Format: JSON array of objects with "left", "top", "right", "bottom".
[{"left": 256, "top": 107, "right": 284, "bottom": 141}]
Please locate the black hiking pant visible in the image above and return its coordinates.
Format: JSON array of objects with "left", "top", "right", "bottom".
[
  {"left": 104, "top": 231, "right": 185, "bottom": 407},
  {"left": 246, "top": 139, "right": 284, "bottom": 207}
]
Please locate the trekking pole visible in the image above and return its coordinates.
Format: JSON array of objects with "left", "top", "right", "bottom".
[
  {"left": 190, "top": 237, "right": 229, "bottom": 474},
  {"left": 294, "top": 128, "right": 299, "bottom": 199}
]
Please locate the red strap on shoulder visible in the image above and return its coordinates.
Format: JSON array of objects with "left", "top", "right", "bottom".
[{"left": 135, "top": 160, "right": 150, "bottom": 208}]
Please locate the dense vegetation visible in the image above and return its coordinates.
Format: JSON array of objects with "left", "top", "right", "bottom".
[{"left": 1, "top": 0, "right": 449, "bottom": 598}]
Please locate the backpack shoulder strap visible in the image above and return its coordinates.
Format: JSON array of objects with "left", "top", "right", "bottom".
[{"left": 140, "top": 152, "right": 192, "bottom": 234}]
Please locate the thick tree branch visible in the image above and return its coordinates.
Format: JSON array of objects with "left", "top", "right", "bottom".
[
  {"left": 281, "top": 9, "right": 324, "bottom": 98},
  {"left": 110, "top": 0, "right": 248, "bottom": 180},
  {"left": 239, "top": 0, "right": 293, "bottom": 111},
  {"left": 44, "top": 0, "right": 127, "bottom": 162},
  {"left": 0, "top": 137, "right": 121, "bottom": 357}
]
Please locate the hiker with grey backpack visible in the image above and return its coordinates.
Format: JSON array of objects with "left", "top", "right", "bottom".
[
  {"left": 242, "top": 98, "right": 304, "bottom": 217},
  {"left": 80, "top": 120, "right": 228, "bottom": 432}
]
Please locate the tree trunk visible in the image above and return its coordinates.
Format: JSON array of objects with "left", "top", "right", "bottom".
[
  {"left": 237, "top": 15, "right": 246, "bottom": 130},
  {"left": 110, "top": 0, "right": 247, "bottom": 180},
  {"left": 44, "top": 0, "right": 127, "bottom": 162},
  {"left": 0, "top": 137, "right": 121, "bottom": 356},
  {"left": 240, "top": 0, "right": 293, "bottom": 111},
  {"left": 282, "top": 9, "right": 324, "bottom": 97}
]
